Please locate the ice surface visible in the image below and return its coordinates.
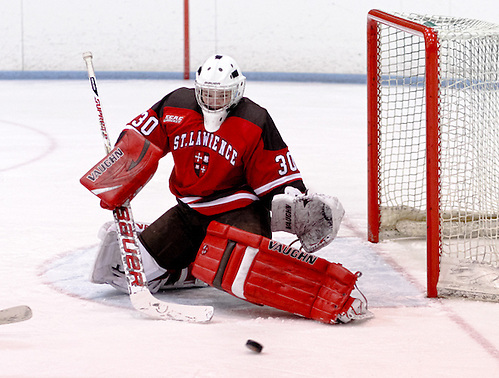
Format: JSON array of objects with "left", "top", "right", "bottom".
[{"left": 1, "top": 80, "right": 499, "bottom": 377}]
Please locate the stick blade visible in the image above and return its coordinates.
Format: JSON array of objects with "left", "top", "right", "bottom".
[
  {"left": 0, "top": 305, "right": 32, "bottom": 325},
  {"left": 130, "top": 290, "right": 214, "bottom": 323}
]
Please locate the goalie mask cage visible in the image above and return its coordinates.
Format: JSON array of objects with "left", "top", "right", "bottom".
[{"left": 367, "top": 10, "right": 499, "bottom": 300}]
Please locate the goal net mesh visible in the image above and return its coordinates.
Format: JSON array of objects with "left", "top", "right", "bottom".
[{"left": 376, "top": 13, "right": 499, "bottom": 299}]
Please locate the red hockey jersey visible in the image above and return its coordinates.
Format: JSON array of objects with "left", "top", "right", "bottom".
[{"left": 125, "top": 87, "right": 305, "bottom": 215}]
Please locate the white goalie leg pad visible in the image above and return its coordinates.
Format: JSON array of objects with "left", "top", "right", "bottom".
[
  {"left": 271, "top": 187, "right": 345, "bottom": 253},
  {"left": 92, "top": 222, "right": 167, "bottom": 293},
  {"left": 91, "top": 223, "right": 126, "bottom": 290},
  {"left": 92, "top": 222, "right": 205, "bottom": 292}
]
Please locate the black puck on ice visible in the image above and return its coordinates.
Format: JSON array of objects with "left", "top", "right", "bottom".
[{"left": 246, "top": 339, "right": 263, "bottom": 353}]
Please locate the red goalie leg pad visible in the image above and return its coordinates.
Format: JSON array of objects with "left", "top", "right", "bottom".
[
  {"left": 192, "top": 221, "right": 359, "bottom": 324},
  {"left": 80, "top": 129, "right": 163, "bottom": 209},
  {"left": 192, "top": 222, "right": 264, "bottom": 303}
]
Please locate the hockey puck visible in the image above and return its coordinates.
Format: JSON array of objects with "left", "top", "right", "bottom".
[{"left": 245, "top": 339, "right": 263, "bottom": 353}]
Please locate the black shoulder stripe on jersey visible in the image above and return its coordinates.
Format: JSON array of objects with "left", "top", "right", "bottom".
[
  {"left": 229, "top": 98, "right": 287, "bottom": 151},
  {"left": 151, "top": 87, "right": 201, "bottom": 118}
]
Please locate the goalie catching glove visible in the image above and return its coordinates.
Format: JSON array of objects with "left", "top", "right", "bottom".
[
  {"left": 271, "top": 187, "right": 345, "bottom": 253},
  {"left": 80, "top": 129, "right": 163, "bottom": 209}
]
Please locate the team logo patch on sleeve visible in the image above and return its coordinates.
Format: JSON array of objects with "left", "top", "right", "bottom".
[
  {"left": 194, "top": 151, "right": 210, "bottom": 177},
  {"left": 163, "top": 114, "right": 184, "bottom": 124}
]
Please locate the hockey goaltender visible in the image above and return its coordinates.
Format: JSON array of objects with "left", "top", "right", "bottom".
[{"left": 80, "top": 54, "right": 372, "bottom": 324}]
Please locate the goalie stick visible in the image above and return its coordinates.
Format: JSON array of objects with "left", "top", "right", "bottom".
[
  {"left": 82, "top": 52, "right": 213, "bottom": 323},
  {"left": 0, "top": 305, "right": 32, "bottom": 325}
]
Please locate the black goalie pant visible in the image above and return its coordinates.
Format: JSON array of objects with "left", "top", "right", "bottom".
[{"left": 139, "top": 200, "right": 272, "bottom": 271}]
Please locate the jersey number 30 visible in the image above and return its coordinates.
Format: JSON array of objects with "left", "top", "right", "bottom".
[
  {"left": 131, "top": 112, "right": 159, "bottom": 136},
  {"left": 276, "top": 152, "right": 298, "bottom": 176}
]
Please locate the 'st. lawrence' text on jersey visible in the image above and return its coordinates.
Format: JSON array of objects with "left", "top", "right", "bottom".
[{"left": 126, "top": 87, "right": 304, "bottom": 215}]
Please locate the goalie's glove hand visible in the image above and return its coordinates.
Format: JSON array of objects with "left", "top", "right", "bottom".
[{"left": 271, "top": 187, "right": 345, "bottom": 253}]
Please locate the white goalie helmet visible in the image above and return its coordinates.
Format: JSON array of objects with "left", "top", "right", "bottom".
[{"left": 195, "top": 54, "right": 246, "bottom": 132}]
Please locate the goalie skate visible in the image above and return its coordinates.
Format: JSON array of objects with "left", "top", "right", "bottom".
[{"left": 336, "top": 298, "right": 374, "bottom": 324}]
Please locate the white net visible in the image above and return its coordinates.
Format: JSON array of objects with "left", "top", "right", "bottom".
[{"left": 375, "top": 13, "right": 499, "bottom": 300}]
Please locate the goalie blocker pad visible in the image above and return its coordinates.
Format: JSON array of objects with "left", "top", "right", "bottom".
[
  {"left": 192, "top": 221, "right": 360, "bottom": 324},
  {"left": 80, "top": 129, "right": 163, "bottom": 209}
]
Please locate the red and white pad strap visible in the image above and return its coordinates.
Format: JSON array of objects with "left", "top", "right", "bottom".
[{"left": 192, "top": 221, "right": 361, "bottom": 324}]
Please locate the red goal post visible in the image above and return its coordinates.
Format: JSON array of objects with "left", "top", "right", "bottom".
[{"left": 367, "top": 9, "right": 440, "bottom": 297}]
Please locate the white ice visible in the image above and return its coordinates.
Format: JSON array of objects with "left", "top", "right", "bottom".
[{"left": 1, "top": 79, "right": 499, "bottom": 377}]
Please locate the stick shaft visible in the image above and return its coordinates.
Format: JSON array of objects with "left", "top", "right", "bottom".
[
  {"left": 81, "top": 53, "right": 213, "bottom": 322},
  {"left": 82, "top": 52, "right": 112, "bottom": 154}
]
